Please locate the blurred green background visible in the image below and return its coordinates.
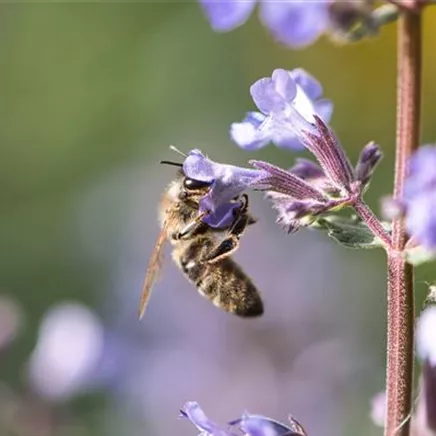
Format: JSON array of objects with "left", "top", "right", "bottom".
[{"left": 1, "top": 3, "right": 436, "bottom": 436}]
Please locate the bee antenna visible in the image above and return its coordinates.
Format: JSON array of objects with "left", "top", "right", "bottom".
[
  {"left": 169, "top": 145, "right": 187, "bottom": 157},
  {"left": 160, "top": 160, "right": 183, "bottom": 167}
]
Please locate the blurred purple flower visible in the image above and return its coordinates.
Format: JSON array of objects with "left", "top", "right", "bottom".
[
  {"left": 404, "top": 146, "right": 436, "bottom": 250},
  {"left": 369, "top": 391, "right": 386, "bottom": 428},
  {"left": 181, "top": 402, "right": 307, "bottom": 436},
  {"left": 417, "top": 306, "right": 436, "bottom": 369},
  {"left": 183, "top": 149, "right": 266, "bottom": 228},
  {"left": 199, "top": 1, "right": 331, "bottom": 48},
  {"left": 27, "top": 302, "right": 106, "bottom": 401},
  {"left": 231, "top": 68, "right": 333, "bottom": 151}
]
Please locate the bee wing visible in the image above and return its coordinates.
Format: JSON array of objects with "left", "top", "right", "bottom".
[{"left": 138, "top": 225, "right": 168, "bottom": 319}]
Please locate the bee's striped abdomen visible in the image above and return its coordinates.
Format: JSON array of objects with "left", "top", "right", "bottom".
[{"left": 173, "top": 237, "right": 263, "bottom": 317}]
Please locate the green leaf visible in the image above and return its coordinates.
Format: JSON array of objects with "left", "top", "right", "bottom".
[
  {"left": 405, "top": 245, "right": 436, "bottom": 266},
  {"left": 312, "top": 215, "right": 388, "bottom": 249}
]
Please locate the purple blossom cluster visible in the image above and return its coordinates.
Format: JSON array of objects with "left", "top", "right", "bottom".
[
  {"left": 183, "top": 66, "right": 436, "bottom": 250},
  {"left": 183, "top": 68, "right": 382, "bottom": 233},
  {"left": 199, "top": 0, "right": 331, "bottom": 48}
]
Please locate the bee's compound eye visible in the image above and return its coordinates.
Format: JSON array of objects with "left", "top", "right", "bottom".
[{"left": 183, "top": 178, "right": 211, "bottom": 190}]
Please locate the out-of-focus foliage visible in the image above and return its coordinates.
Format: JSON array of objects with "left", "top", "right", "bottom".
[{"left": 2, "top": 4, "right": 436, "bottom": 436}]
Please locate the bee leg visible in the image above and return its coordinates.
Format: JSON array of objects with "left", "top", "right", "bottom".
[
  {"left": 173, "top": 211, "right": 210, "bottom": 240},
  {"left": 204, "top": 214, "right": 249, "bottom": 263},
  {"left": 203, "top": 201, "right": 250, "bottom": 264}
]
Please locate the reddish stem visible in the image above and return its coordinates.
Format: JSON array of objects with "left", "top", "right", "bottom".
[
  {"left": 384, "top": 10, "right": 421, "bottom": 436},
  {"left": 353, "top": 199, "right": 392, "bottom": 249}
]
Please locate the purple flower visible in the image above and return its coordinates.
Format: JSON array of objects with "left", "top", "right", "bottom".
[
  {"left": 180, "top": 402, "right": 232, "bottom": 436},
  {"left": 182, "top": 149, "right": 266, "bottom": 228},
  {"left": 403, "top": 146, "right": 436, "bottom": 250},
  {"left": 231, "top": 413, "right": 307, "bottom": 436},
  {"left": 199, "top": 1, "right": 331, "bottom": 48},
  {"left": 369, "top": 391, "right": 386, "bottom": 428},
  {"left": 231, "top": 68, "right": 333, "bottom": 151},
  {"left": 180, "top": 402, "right": 307, "bottom": 436},
  {"left": 27, "top": 303, "right": 106, "bottom": 401}
]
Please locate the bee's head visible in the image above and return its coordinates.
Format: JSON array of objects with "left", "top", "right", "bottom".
[{"left": 160, "top": 160, "right": 212, "bottom": 199}]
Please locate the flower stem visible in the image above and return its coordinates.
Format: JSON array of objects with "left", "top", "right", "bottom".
[
  {"left": 353, "top": 199, "right": 392, "bottom": 248},
  {"left": 384, "top": 10, "right": 421, "bottom": 436}
]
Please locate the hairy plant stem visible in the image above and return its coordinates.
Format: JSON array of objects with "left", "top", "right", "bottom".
[
  {"left": 384, "top": 10, "right": 421, "bottom": 436},
  {"left": 353, "top": 199, "right": 391, "bottom": 248}
]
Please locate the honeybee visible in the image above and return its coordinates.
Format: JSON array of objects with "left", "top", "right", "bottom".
[{"left": 138, "top": 159, "right": 263, "bottom": 319}]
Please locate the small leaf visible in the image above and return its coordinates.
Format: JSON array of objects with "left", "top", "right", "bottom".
[
  {"left": 405, "top": 245, "right": 436, "bottom": 266},
  {"left": 312, "top": 215, "right": 388, "bottom": 249}
]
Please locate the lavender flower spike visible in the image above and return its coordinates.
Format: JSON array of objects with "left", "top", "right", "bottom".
[
  {"left": 182, "top": 149, "right": 266, "bottom": 228},
  {"left": 231, "top": 68, "right": 333, "bottom": 151},
  {"left": 199, "top": 1, "right": 331, "bottom": 48},
  {"left": 403, "top": 146, "right": 436, "bottom": 250}
]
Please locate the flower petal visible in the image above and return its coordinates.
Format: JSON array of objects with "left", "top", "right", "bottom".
[
  {"left": 403, "top": 146, "right": 436, "bottom": 249},
  {"left": 234, "top": 68, "right": 334, "bottom": 152},
  {"left": 272, "top": 68, "right": 297, "bottom": 103},
  {"left": 183, "top": 149, "right": 218, "bottom": 183},
  {"left": 250, "top": 78, "right": 286, "bottom": 114},
  {"left": 290, "top": 68, "right": 323, "bottom": 100},
  {"left": 200, "top": 198, "right": 240, "bottom": 228},
  {"left": 230, "top": 112, "right": 272, "bottom": 150},
  {"left": 405, "top": 194, "right": 436, "bottom": 250},
  {"left": 259, "top": 1, "right": 330, "bottom": 48},
  {"left": 231, "top": 413, "right": 307, "bottom": 436},
  {"left": 404, "top": 145, "right": 436, "bottom": 200},
  {"left": 183, "top": 149, "right": 265, "bottom": 228},
  {"left": 313, "top": 98, "right": 334, "bottom": 122},
  {"left": 199, "top": 0, "right": 257, "bottom": 32},
  {"left": 250, "top": 69, "right": 297, "bottom": 115},
  {"left": 180, "top": 402, "right": 225, "bottom": 435}
]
